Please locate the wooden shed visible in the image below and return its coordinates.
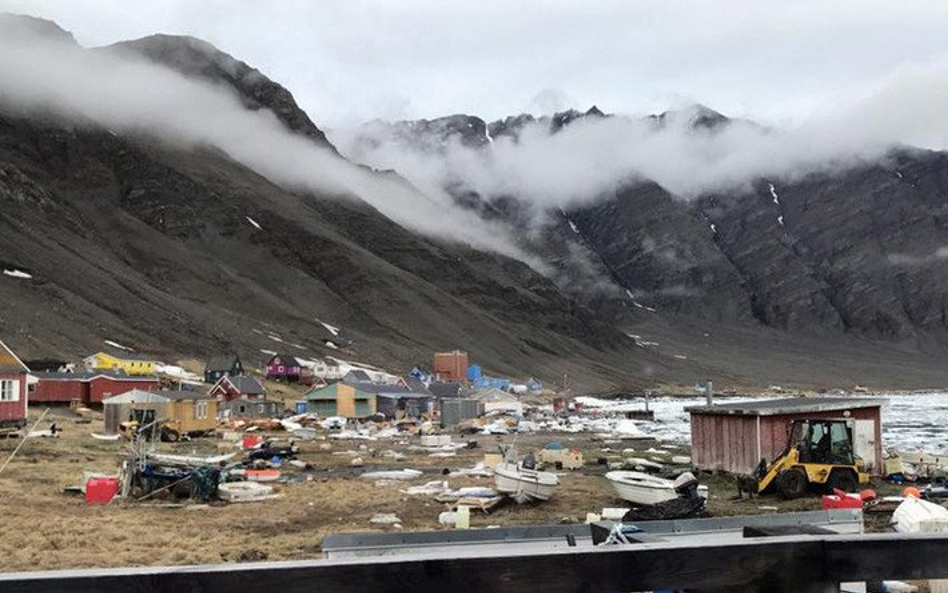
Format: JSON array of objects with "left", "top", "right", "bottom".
[
  {"left": 687, "top": 397, "right": 885, "bottom": 476},
  {"left": 102, "top": 389, "right": 218, "bottom": 435}
]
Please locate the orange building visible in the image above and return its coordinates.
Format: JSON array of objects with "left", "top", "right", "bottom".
[{"left": 433, "top": 350, "right": 468, "bottom": 382}]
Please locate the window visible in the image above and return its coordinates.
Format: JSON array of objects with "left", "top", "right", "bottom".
[
  {"left": 194, "top": 401, "right": 208, "bottom": 420},
  {"left": 0, "top": 380, "right": 18, "bottom": 402}
]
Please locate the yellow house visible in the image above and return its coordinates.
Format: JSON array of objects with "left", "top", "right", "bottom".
[{"left": 84, "top": 352, "right": 161, "bottom": 376}]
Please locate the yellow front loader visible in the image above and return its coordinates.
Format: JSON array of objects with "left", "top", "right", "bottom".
[{"left": 740, "top": 418, "right": 869, "bottom": 498}]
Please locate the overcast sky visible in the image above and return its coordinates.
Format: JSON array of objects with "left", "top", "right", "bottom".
[{"left": 2, "top": 0, "right": 948, "bottom": 128}]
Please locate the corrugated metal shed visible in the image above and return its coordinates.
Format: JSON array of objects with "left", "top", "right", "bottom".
[{"left": 441, "top": 399, "right": 483, "bottom": 427}]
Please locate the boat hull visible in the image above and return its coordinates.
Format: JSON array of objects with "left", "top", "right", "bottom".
[
  {"left": 494, "top": 462, "right": 559, "bottom": 504},
  {"left": 606, "top": 471, "right": 709, "bottom": 506}
]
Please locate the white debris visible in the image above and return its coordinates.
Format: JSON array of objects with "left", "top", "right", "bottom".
[
  {"left": 568, "top": 219, "right": 580, "bottom": 234},
  {"left": 896, "top": 170, "right": 904, "bottom": 179},
  {"left": 369, "top": 513, "right": 402, "bottom": 525},
  {"left": 403, "top": 480, "right": 450, "bottom": 496},
  {"left": 246, "top": 216, "right": 263, "bottom": 230},
  {"left": 268, "top": 335, "right": 284, "bottom": 342},
  {"left": 768, "top": 183, "right": 780, "bottom": 204},
  {"left": 673, "top": 354, "right": 688, "bottom": 360},
  {"left": 2, "top": 269, "right": 32, "bottom": 279},
  {"left": 709, "top": 223, "right": 717, "bottom": 234},
  {"left": 777, "top": 215, "right": 784, "bottom": 226},
  {"left": 325, "top": 340, "right": 339, "bottom": 349},
  {"left": 259, "top": 349, "right": 277, "bottom": 356},
  {"left": 644, "top": 306, "right": 657, "bottom": 312},
  {"left": 104, "top": 340, "right": 132, "bottom": 351},
  {"left": 360, "top": 469, "right": 423, "bottom": 481}
]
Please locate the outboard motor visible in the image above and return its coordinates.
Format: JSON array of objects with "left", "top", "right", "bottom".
[{"left": 673, "top": 471, "right": 700, "bottom": 499}]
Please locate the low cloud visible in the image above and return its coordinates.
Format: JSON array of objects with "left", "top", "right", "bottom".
[
  {"left": 331, "top": 60, "right": 948, "bottom": 212},
  {"left": 0, "top": 21, "right": 534, "bottom": 264}
]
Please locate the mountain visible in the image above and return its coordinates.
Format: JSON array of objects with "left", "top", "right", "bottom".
[
  {"left": 332, "top": 103, "right": 948, "bottom": 389},
  {"left": 0, "top": 14, "right": 681, "bottom": 391}
]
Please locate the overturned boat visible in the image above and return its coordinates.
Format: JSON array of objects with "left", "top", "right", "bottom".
[
  {"left": 606, "top": 471, "right": 708, "bottom": 506},
  {"left": 493, "top": 447, "right": 559, "bottom": 504}
]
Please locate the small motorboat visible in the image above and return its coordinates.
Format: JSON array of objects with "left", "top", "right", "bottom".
[
  {"left": 606, "top": 471, "right": 708, "bottom": 506},
  {"left": 493, "top": 447, "right": 559, "bottom": 504}
]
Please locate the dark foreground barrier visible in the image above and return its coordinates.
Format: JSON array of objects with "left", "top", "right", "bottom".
[{"left": 1, "top": 532, "right": 947, "bottom": 593}]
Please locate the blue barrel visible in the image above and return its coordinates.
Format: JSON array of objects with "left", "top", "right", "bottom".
[{"left": 295, "top": 400, "right": 307, "bottom": 414}]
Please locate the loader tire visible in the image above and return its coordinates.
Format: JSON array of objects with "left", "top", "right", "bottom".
[
  {"left": 777, "top": 468, "right": 807, "bottom": 499},
  {"left": 827, "top": 468, "right": 858, "bottom": 493}
]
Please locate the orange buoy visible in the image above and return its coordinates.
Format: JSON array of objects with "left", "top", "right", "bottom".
[{"left": 903, "top": 486, "right": 921, "bottom": 499}]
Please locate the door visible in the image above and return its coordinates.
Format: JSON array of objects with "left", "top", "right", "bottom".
[{"left": 853, "top": 420, "right": 876, "bottom": 473}]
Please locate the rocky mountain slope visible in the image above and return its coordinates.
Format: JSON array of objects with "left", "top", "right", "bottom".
[
  {"left": 0, "top": 14, "right": 677, "bottom": 390},
  {"left": 334, "top": 105, "right": 948, "bottom": 388}
]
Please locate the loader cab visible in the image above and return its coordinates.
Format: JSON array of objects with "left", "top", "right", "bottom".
[{"left": 792, "top": 419, "right": 855, "bottom": 466}]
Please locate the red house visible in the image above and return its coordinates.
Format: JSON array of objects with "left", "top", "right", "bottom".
[
  {"left": 208, "top": 375, "right": 267, "bottom": 402},
  {"left": 31, "top": 371, "right": 160, "bottom": 405},
  {"left": 0, "top": 341, "right": 29, "bottom": 429},
  {"left": 266, "top": 354, "right": 307, "bottom": 383}
]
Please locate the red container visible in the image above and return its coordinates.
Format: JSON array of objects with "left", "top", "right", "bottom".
[
  {"left": 242, "top": 434, "right": 262, "bottom": 449},
  {"left": 86, "top": 477, "right": 119, "bottom": 505}
]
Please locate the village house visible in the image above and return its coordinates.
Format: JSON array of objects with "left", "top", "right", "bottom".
[
  {"left": 303, "top": 357, "right": 344, "bottom": 381},
  {"left": 219, "top": 398, "right": 283, "bottom": 419},
  {"left": 0, "top": 341, "right": 29, "bottom": 431},
  {"left": 686, "top": 397, "right": 885, "bottom": 475},
  {"left": 208, "top": 375, "right": 266, "bottom": 402},
  {"left": 203, "top": 354, "right": 243, "bottom": 384},
  {"left": 31, "top": 370, "right": 160, "bottom": 405},
  {"left": 102, "top": 389, "right": 218, "bottom": 436},
  {"left": 472, "top": 387, "right": 523, "bottom": 414},
  {"left": 304, "top": 382, "right": 376, "bottom": 418},
  {"left": 266, "top": 354, "right": 311, "bottom": 384},
  {"left": 84, "top": 351, "right": 162, "bottom": 376}
]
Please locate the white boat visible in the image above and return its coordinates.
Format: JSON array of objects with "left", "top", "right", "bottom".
[
  {"left": 493, "top": 461, "right": 559, "bottom": 504},
  {"left": 218, "top": 481, "right": 277, "bottom": 502},
  {"left": 606, "top": 471, "right": 708, "bottom": 506},
  {"left": 91, "top": 432, "right": 121, "bottom": 441}
]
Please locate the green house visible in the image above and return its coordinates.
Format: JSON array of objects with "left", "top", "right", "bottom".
[{"left": 304, "top": 383, "right": 376, "bottom": 418}]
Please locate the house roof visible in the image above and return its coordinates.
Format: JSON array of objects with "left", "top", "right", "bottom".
[
  {"left": 205, "top": 355, "right": 239, "bottom": 373},
  {"left": 347, "top": 381, "right": 408, "bottom": 395},
  {"left": 269, "top": 354, "right": 301, "bottom": 367},
  {"left": 685, "top": 397, "right": 886, "bottom": 417},
  {"left": 472, "top": 387, "right": 518, "bottom": 402},
  {"left": 0, "top": 340, "right": 29, "bottom": 373},
  {"left": 404, "top": 377, "right": 432, "bottom": 396},
  {"left": 377, "top": 392, "right": 432, "bottom": 400},
  {"left": 33, "top": 370, "right": 136, "bottom": 381},
  {"left": 344, "top": 370, "right": 373, "bottom": 383},
  {"left": 305, "top": 383, "right": 374, "bottom": 400},
  {"left": 102, "top": 389, "right": 210, "bottom": 404},
  {"left": 428, "top": 381, "right": 462, "bottom": 399},
  {"left": 224, "top": 375, "right": 266, "bottom": 395},
  {"left": 102, "top": 390, "right": 171, "bottom": 404}
]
